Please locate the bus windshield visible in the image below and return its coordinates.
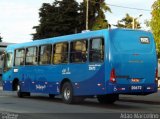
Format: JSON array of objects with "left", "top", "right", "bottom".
[
  {"left": 0, "top": 47, "right": 6, "bottom": 68},
  {"left": 4, "top": 53, "right": 13, "bottom": 71}
]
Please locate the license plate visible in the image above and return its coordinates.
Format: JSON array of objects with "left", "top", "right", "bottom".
[{"left": 131, "top": 86, "right": 142, "bottom": 90}]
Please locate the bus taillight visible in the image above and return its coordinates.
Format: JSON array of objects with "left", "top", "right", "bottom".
[{"left": 110, "top": 69, "right": 116, "bottom": 83}]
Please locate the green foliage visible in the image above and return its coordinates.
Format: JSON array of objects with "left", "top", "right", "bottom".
[
  {"left": 92, "top": 17, "right": 109, "bottom": 30},
  {"left": 82, "top": 0, "right": 111, "bottom": 30},
  {"left": 32, "top": 0, "right": 80, "bottom": 40},
  {"left": 150, "top": 0, "right": 160, "bottom": 56},
  {"left": 144, "top": 19, "right": 150, "bottom": 28},
  {"left": 32, "top": 0, "right": 111, "bottom": 40},
  {"left": 115, "top": 13, "right": 141, "bottom": 29}
]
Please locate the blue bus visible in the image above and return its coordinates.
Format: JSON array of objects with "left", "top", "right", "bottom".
[{"left": 2, "top": 29, "right": 158, "bottom": 104}]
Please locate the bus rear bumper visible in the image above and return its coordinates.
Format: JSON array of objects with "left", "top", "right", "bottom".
[{"left": 106, "top": 83, "right": 158, "bottom": 95}]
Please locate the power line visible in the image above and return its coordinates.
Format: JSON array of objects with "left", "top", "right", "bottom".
[
  {"left": 107, "top": 3, "right": 151, "bottom": 12},
  {"left": 89, "top": 0, "right": 151, "bottom": 12}
]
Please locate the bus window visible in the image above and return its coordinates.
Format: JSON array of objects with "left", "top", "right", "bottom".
[
  {"left": 39, "top": 45, "right": 52, "bottom": 65},
  {"left": 4, "top": 52, "right": 13, "bottom": 72},
  {"left": 15, "top": 49, "right": 25, "bottom": 66},
  {"left": 70, "top": 40, "right": 88, "bottom": 63},
  {"left": 89, "top": 38, "right": 104, "bottom": 62},
  {"left": 25, "top": 47, "right": 38, "bottom": 65},
  {"left": 53, "top": 42, "right": 68, "bottom": 64}
]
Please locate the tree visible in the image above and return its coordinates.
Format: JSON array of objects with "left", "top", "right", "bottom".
[
  {"left": 150, "top": 0, "right": 160, "bottom": 57},
  {"left": 32, "top": 0, "right": 80, "bottom": 40},
  {"left": 32, "top": 0, "right": 111, "bottom": 40},
  {"left": 80, "top": 0, "right": 111, "bottom": 30},
  {"left": 115, "top": 13, "right": 141, "bottom": 29},
  {"left": 144, "top": 19, "right": 150, "bottom": 28},
  {"left": 91, "top": 0, "right": 111, "bottom": 30}
]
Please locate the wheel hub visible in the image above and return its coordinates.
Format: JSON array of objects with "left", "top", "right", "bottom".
[{"left": 64, "top": 88, "right": 70, "bottom": 100}]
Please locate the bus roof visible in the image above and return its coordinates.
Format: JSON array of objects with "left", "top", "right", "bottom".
[{"left": 6, "top": 28, "right": 151, "bottom": 50}]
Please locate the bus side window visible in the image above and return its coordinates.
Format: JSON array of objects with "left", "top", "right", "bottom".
[
  {"left": 25, "top": 47, "right": 38, "bottom": 65},
  {"left": 89, "top": 38, "right": 104, "bottom": 62},
  {"left": 70, "top": 40, "right": 88, "bottom": 63},
  {"left": 39, "top": 45, "right": 52, "bottom": 65},
  {"left": 53, "top": 42, "right": 68, "bottom": 64},
  {"left": 15, "top": 49, "right": 25, "bottom": 66}
]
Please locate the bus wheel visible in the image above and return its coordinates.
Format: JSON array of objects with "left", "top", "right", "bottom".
[
  {"left": 61, "top": 82, "right": 83, "bottom": 104},
  {"left": 17, "top": 83, "right": 24, "bottom": 98},
  {"left": 49, "top": 94, "right": 55, "bottom": 98},
  {"left": 97, "top": 94, "right": 119, "bottom": 104}
]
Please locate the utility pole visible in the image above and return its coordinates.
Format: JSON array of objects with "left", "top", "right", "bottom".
[
  {"left": 132, "top": 18, "right": 135, "bottom": 29},
  {"left": 86, "top": 0, "right": 89, "bottom": 30}
]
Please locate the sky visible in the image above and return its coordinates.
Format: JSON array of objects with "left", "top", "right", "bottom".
[{"left": 0, "top": 0, "right": 156, "bottom": 43}]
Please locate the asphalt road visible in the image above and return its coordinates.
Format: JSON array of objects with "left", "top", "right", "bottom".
[{"left": 0, "top": 89, "right": 160, "bottom": 119}]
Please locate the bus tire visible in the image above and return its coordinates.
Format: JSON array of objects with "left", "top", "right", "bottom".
[
  {"left": 17, "top": 83, "right": 24, "bottom": 98},
  {"left": 97, "top": 94, "right": 119, "bottom": 104},
  {"left": 61, "top": 82, "right": 83, "bottom": 104}
]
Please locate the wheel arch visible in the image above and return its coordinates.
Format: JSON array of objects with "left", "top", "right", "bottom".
[
  {"left": 12, "top": 78, "right": 19, "bottom": 91},
  {"left": 60, "top": 78, "right": 72, "bottom": 93}
]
